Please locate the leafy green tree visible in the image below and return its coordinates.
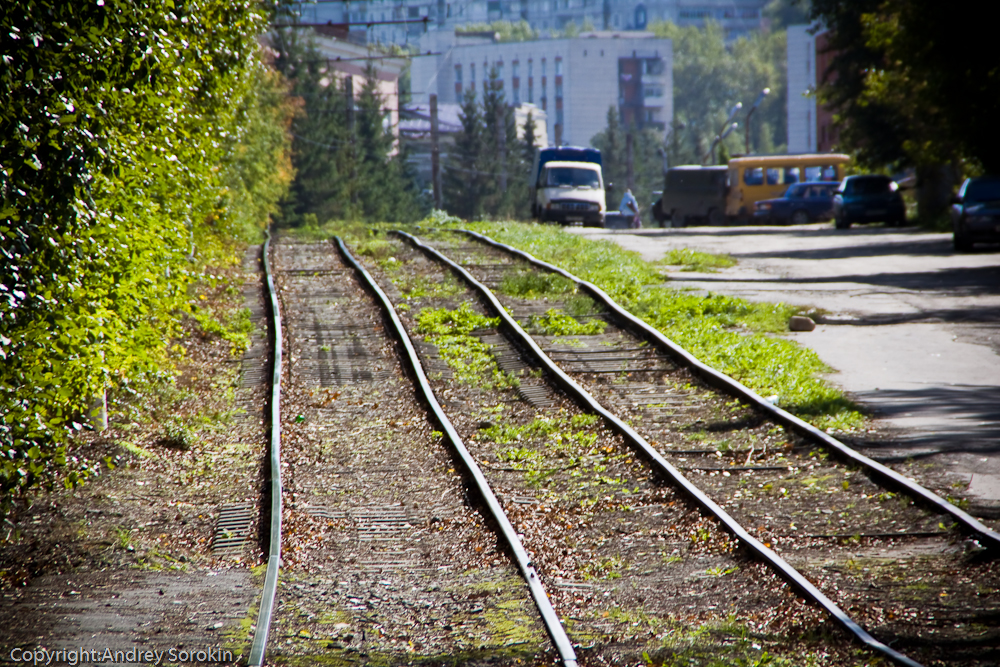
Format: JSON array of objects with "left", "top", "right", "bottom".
[
  {"left": 455, "top": 20, "right": 538, "bottom": 42},
  {"left": 0, "top": 0, "right": 287, "bottom": 514},
  {"left": 649, "top": 21, "right": 786, "bottom": 162},
  {"left": 810, "top": 0, "right": 1000, "bottom": 220}
]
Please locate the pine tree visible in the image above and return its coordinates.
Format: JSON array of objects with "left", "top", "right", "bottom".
[
  {"left": 443, "top": 88, "right": 485, "bottom": 219},
  {"left": 592, "top": 106, "right": 625, "bottom": 207},
  {"left": 274, "top": 36, "right": 423, "bottom": 223},
  {"left": 522, "top": 110, "right": 538, "bottom": 165}
]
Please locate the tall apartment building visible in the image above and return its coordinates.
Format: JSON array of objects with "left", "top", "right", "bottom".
[
  {"left": 786, "top": 23, "right": 840, "bottom": 154},
  {"left": 288, "top": 0, "right": 766, "bottom": 46},
  {"left": 786, "top": 24, "right": 816, "bottom": 153},
  {"left": 410, "top": 31, "right": 672, "bottom": 146}
]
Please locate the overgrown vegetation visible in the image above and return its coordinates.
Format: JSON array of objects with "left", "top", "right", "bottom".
[
  {"left": 415, "top": 304, "right": 517, "bottom": 388},
  {"left": 528, "top": 309, "right": 607, "bottom": 336},
  {"left": 657, "top": 248, "right": 737, "bottom": 273},
  {"left": 0, "top": 0, "right": 291, "bottom": 514},
  {"left": 458, "top": 223, "right": 864, "bottom": 430}
]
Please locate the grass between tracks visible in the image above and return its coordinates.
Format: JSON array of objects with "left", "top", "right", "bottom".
[
  {"left": 455, "top": 221, "right": 863, "bottom": 433},
  {"left": 289, "top": 218, "right": 863, "bottom": 432}
]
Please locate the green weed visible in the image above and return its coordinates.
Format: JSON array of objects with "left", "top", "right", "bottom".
[
  {"left": 657, "top": 248, "right": 736, "bottom": 272},
  {"left": 500, "top": 269, "right": 576, "bottom": 298},
  {"left": 457, "top": 222, "right": 864, "bottom": 431},
  {"left": 528, "top": 308, "right": 607, "bottom": 336},
  {"left": 416, "top": 304, "right": 517, "bottom": 388}
]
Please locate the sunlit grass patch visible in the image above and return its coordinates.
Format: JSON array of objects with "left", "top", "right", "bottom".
[
  {"left": 452, "top": 221, "right": 864, "bottom": 431},
  {"left": 415, "top": 304, "right": 517, "bottom": 389},
  {"left": 656, "top": 247, "right": 736, "bottom": 272},
  {"left": 528, "top": 309, "right": 607, "bottom": 336}
]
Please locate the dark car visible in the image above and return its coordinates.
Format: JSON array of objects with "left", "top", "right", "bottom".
[
  {"left": 753, "top": 181, "right": 838, "bottom": 225},
  {"left": 652, "top": 166, "right": 728, "bottom": 227},
  {"left": 951, "top": 175, "right": 1000, "bottom": 251},
  {"left": 832, "top": 175, "right": 906, "bottom": 229}
]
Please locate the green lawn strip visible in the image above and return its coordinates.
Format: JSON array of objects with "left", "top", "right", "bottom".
[
  {"left": 656, "top": 248, "right": 737, "bottom": 272},
  {"left": 455, "top": 221, "right": 862, "bottom": 432}
]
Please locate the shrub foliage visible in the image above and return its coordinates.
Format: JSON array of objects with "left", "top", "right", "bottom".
[{"left": 0, "top": 0, "right": 290, "bottom": 513}]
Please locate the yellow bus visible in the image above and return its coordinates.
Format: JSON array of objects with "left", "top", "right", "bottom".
[{"left": 726, "top": 154, "right": 851, "bottom": 219}]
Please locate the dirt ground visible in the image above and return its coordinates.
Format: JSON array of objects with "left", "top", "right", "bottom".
[{"left": 0, "top": 246, "right": 269, "bottom": 665}]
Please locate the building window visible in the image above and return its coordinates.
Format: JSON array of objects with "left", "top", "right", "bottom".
[
  {"left": 455, "top": 65, "right": 463, "bottom": 84},
  {"left": 541, "top": 58, "right": 546, "bottom": 77},
  {"left": 470, "top": 63, "right": 476, "bottom": 90},
  {"left": 555, "top": 57, "right": 562, "bottom": 76},
  {"left": 528, "top": 79, "right": 533, "bottom": 103},
  {"left": 555, "top": 81, "right": 563, "bottom": 98},
  {"left": 512, "top": 61, "right": 519, "bottom": 78},
  {"left": 528, "top": 59, "right": 533, "bottom": 78}
]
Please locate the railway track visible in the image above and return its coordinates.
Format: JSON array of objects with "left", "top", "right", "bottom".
[{"left": 249, "top": 229, "right": 1000, "bottom": 667}]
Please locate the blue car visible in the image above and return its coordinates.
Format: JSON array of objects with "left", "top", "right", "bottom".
[
  {"left": 952, "top": 175, "right": 1000, "bottom": 251},
  {"left": 753, "top": 181, "right": 838, "bottom": 225},
  {"left": 833, "top": 175, "right": 906, "bottom": 229}
]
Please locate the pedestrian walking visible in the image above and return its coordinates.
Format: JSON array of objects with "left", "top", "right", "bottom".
[{"left": 620, "top": 188, "right": 641, "bottom": 228}]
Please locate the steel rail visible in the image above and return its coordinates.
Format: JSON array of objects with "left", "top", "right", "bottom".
[
  {"left": 249, "top": 232, "right": 284, "bottom": 667},
  {"left": 457, "top": 228, "right": 1000, "bottom": 552},
  {"left": 396, "top": 230, "right": 925, "bottom": 667},
  {"left": 334, "top": 237, "right": 579, "bottom": 667}
]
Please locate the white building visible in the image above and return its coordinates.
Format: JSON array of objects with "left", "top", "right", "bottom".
[
  {"left": 411, "top": 31, "right": 672, "bottom": 146},
  {"left": 786, "top": 24, "right": 817, "bottom": 153}
]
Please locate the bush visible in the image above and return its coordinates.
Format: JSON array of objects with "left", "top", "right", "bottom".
[{"left": 0, "top": 0, "right": 289, "bottom": 514}]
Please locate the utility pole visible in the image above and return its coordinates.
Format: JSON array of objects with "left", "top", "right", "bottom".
[
  {"left": 497, "top": 105, "right": 507, "bottom": 192},
  {"left": 430, "top": 94, "right": 441, "bottom": 209},
  {"left": 626, "top": 131, "right": 635, "bottom": 191},
  {"left": 345, "top": 75, "right": 354, "bottom": 131},
  {"left": 345, "top": 75, "right": 356, "bottom": 205}
]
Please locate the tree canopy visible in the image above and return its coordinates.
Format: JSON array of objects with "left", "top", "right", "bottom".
[
  {"left": 649, "top": 20, "right": 787, "bottom": 166},
  {"left": 0, "top": 0, "right": 290, "bottom": 514},
  {"left": 810, "top": 1, "right": 1000, "bottom": 174}
]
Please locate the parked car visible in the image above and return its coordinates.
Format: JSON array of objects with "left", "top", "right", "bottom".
[
  {"left": 951, "top": 175, "right": 1000, "bottom": 251},
  {"left": 652, "top": 166, "right": 728, "bottom": 227},
  {"left": 832, "top": 175, "right": 906, "bottom": 229},
  {"left": 753, "top": 181, "right": 839, "bottom": 225}
]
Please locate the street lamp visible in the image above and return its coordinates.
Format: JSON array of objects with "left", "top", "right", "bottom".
[
  {"left": 745, "top": 87, "right": 770, "bottom": 155},
  {"left": 702, "top": 102, "right": 742, "bottom": 164},
  {"left": 708, "top": 122, "right": 738, "bottom": 164}
]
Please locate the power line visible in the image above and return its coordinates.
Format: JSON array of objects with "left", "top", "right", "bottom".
[
  {"left": 273, "top": 17, "right": 430, "bottom": 28},
  {"left": 289, "top": 51, "right": 440, "bottom": 63}
]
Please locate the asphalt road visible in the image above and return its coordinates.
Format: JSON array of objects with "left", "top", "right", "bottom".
[{"left": 572, "top": 222, "right": 1000, "bottom": 510}]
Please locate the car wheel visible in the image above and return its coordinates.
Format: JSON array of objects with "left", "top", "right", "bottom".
[
  {"left": 891, "top": 213, "right": 906, "bottom": 227},
  {"left": 707, "top": 207, "right": 725, "bottom": 226},
  {"left": 791, "top": 209, "right": 810, "bottom": 226},
  {"left": 954, "top": 233, "right": 973, "bottom": 252},
  {"left": 835, "top": 215, "right": 850, "bottom": 230},
  {"left": 671, "top": 210, "right": 686, "bottom": 228}
]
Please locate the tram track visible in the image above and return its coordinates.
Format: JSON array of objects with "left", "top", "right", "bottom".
[
  {"left": 248, "top": 228, "right": 1000, "bottom": 666},
  {"left": 249, "top": 235, "right": 574, "bottom": 666},
  {"left": 378, "top": 228, "right": 1000, "bottom": 667}
]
